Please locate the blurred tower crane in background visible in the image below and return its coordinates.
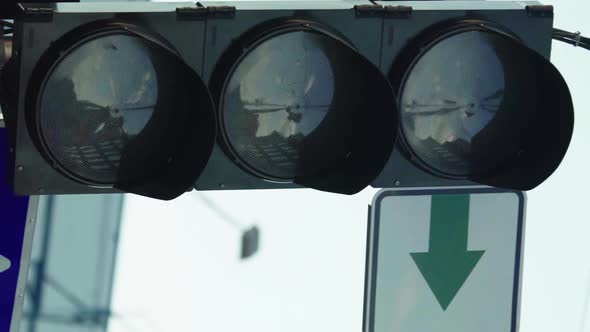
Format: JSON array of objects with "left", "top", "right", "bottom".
[{"left": 21, "top": 195, "right": 124, "bottom": 332}]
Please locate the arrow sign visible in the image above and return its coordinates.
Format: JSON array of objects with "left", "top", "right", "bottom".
[
  {"left": 410, "top": 194, "right": 485, "bottom": 310},
  {"left": 365, "top": 188, "right": 524, "bottom": 332},
  {"left": 0, "top": 255, "right": 10, "bottom": 274}
]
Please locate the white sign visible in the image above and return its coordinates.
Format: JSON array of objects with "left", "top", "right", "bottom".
[{"left": 363, "top": 188, "right": 525, "bottom": 332}]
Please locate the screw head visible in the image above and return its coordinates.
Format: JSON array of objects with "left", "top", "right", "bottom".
[
  {"left": 394, "top": 180, "right": 401, "bottom": 186},
  {"left": 16, "top": 165, "right": 23, "bottom": 172}
]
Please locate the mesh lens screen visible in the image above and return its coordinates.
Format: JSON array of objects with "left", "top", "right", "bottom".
[
  {"left": 400, "top": 30, "right": 531, "bottom": 177},
  {"left": 39, "top": 34, "right": 160, "bottom": 185},
  {"left": 221, "top": 30, "right": 340, "bottom": 180}
]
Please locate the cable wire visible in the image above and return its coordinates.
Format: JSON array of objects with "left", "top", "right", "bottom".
[
  {"left": 195, "top": 193, "right": 245, "bottom": 231},
  {"left": 553, "top": 28, "right": 590, "bottom": 51}
]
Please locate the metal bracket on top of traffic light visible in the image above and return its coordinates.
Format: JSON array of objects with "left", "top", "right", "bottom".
[{"left": 0, "top": 1, "right": 573, "bottom": 200}]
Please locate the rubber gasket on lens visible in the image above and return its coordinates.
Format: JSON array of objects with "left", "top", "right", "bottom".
[{"left": 389, "top": 19, "right": 523, "bottom": 180}]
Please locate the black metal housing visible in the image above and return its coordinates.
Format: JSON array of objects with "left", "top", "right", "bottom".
[
  {"left": 372, "top": 0, "right": 573, "bottom": 190},
  {"left": 385, "top": 18, "right": 573, "bottom": 190},
  {"left": 207, "top": 16, "right": 397, "bottom": 194},
  {"left": 196, "top": 1, "right": 398, "bottom": 194},
  {"left": 0, "top": 1, "right": 575, "bottom": 198},
  {"left": 4, "top": 2, "right": 217, "bottom": 199}
]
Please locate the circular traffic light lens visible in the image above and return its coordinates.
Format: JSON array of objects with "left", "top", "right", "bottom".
[
  {"left": 399, "top": 30, "right": 528, "bottom": 177},
  {"left": 39, "top": 33, "right": 167, "bottom": 185},
  {"left": 221, "top": 30, "right": 340, "bottom": 181}
]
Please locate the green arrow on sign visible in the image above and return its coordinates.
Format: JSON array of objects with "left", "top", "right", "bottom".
[{"left": 410, "top": 194, "right": 485, "bottom": 310}]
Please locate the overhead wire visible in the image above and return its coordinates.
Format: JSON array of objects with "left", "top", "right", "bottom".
[
  {"left": 194, "top": 193, "right": 261, "bottom": 259},
  {"left": 195, "top": 192, "right": 246, "bottom": 231}
]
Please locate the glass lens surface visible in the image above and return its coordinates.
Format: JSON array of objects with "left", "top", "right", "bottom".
[
  {"left": 40, "top": 34, "right": 158, "bottom": 184},
  {"left": 222, "top": 31, "right": 338, "bottom": 180},
  {"left": 400, "top": 30, "right": 527, "bottom": 177}
]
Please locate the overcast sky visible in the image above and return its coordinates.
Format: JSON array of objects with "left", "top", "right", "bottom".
[{"left": 108, "top": 1, "right": 590, "bottom": 332}]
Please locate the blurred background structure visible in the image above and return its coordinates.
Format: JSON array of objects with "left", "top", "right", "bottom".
[{"left": 20, "top": 195, "right": 123, "bottom": 332}]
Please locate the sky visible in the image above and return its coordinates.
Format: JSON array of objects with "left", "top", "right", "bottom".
[{"left": 107, "top": 1, "right": 590, "bottom": 332}]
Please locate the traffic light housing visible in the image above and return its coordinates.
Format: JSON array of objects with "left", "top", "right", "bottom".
[
  {"left": 371, "top": 1, "right": 573, "bottom": 190},
  {"left": 0, "top": 1, "right": 573, "bottom": 200}
]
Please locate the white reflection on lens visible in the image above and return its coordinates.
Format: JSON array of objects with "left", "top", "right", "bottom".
[
  {"left": 401, "top": 32, "right": 505, "bottom": 145},
  {"left": 227, "top": 31, "right": 335, "bottom": 139},
  {"left": 48, "top": 35, "right": 158, "bottom": 137}
]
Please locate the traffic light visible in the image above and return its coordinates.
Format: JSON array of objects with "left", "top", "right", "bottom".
[
  {"left": 0, "top": 1, "right": 573, "bottom": 200},
  {"left": 371, "top": 2, "right": 573, "bottom": 190}
]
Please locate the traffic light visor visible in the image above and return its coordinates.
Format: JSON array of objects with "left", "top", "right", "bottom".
[{"left": 392, "top": 21, "right": 573, "bottom": 190}]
